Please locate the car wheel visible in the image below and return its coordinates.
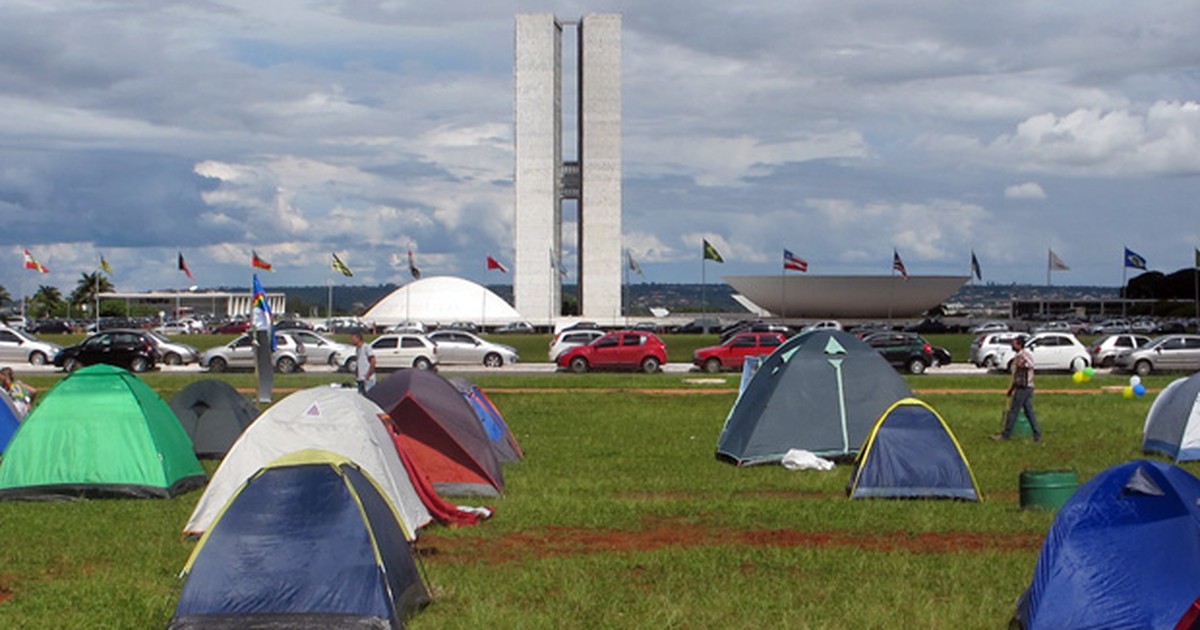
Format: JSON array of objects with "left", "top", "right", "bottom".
[
  {"left": 483, "top": 352, "right": 503, "bottom": 368},
  {"left": 63, "top": 357, "right": 82, "bottom": 373},
  {"left": 983, "top": 355, "right": 996, "bottom": 369},
  {"left": 1135, "top": 360, "right": 1152, "bottom": 377},
  {"left": 28, "top": 351, "right": 47, "bottom": 366},
  {"left": 164, "top": 353, "right": 182, "bottom": 366},
  {"left": 570, "top": 357, "right": 589, "bottom": 374},
  {"left": 908, "top": 358, "right": 927, "bottom": 375},
  {"left": 641, "top": 356, "right": 661, "bottom": 373},
  {"left": 276, "top": 356, "right": 298, "bottom": 374},
  {"left": 344, "top": 357, "right": 357, "bottom": 374},
  {"left": 704, "top": 357, "right": 722, "bottom": 373},
  {"left": 208, "top": 357, "right": 227, "bottom": 373},
  {"left": 130, "top": 356, "right": 149, "bottom": 373},
  {"left": 1070, "top": 357, "right": 1088, "bottom": 373},
  {"left": 328, "top": 354, "right": 341, "bottom": 367},
  {"left": 413, "top": 357, "right": 432, "bottom": 370}
]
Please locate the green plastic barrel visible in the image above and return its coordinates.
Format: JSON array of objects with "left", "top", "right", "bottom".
[{"left": 1019, "top": 470, "right": 1079, "bottom": 510}]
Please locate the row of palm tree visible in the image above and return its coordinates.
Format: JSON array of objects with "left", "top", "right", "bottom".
[{"left": 0, "top": 272, "right": 115, "bottom": 319}]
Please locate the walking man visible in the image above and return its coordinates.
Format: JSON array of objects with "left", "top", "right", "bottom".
[
  {"left": 352, "top": 332, "right": 376, "bottom": 394},
  {"left": 995, "top": 336, "right": 1042, "bottom": 442}
]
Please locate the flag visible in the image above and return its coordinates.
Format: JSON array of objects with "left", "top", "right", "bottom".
[
  {"left": 892, "top": 249, "right": 908, "bottom": 280},
  {"left": 970, "top": 251, "right": 982, "bottom": 280},
  {"left": 486, "top": 255, "right": 508, "bottom": 273},
  {"left": 783, "top": 249, "right": 808, "bottom": 272},
  {"left": 251, "top": 274, "right": 276, "bottom": 350},
  {"left": 1123, "top": 247, "right": 1147, "bottom": 270},
  {"left": 627, "top": 250, "right": 644, "bottom": 277},
  {"left": 100, "top": 256, "right": 113, "bottom": 275},
  {"left": 1195, "top": 247, "right": 1200, "bottom": 268},
  {"left": 1049, "top": 249, "right": 1070, "bottom": 271},
  {"left": 331, "top": 253, "right": 353, "bottom": 277},
  {"left": 178, "top": 252, "right": 195, "bottom": 281},
  {"left": 408, "top": 249, "right": 421, "bottom": 280},
  {"left": 252, "top": 250, "right": 273, "bottom": 271},
  {"left": 702, "top": 239, "right": 724, "bottom": 263},
  {"left": 22, "top": 249, "right": 48, "bottom": 274}
]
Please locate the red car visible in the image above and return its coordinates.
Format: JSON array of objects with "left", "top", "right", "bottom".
[
  {"left": 692, "top": 332, "right": 787, "bottom": 373},
  {"left": 556, "top": 331, "right": 667, "bottom": 373}
]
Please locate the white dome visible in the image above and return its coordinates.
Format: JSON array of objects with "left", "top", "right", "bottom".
[{"left": 363, "top": 276, "right": 522, "bottom": 326}]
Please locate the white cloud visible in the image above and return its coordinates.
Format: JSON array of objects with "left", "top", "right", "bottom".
[{"left": 1005, "top": 182, "right": 1046, "bottom": 199}]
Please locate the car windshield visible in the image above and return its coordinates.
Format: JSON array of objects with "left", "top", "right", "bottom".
[{"left": 1143, "top": 337, "right": 1170, "bottom": 349}]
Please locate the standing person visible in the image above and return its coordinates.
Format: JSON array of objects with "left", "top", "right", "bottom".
[
  {"left": 995, "top": 336, "right": 1042, "bottom": 442},
  {"left": 352, "top": 332, "right": 376, "bottom": 394},
  {"left": 0, "top": 366, "right": 37, "bottom": 418}
]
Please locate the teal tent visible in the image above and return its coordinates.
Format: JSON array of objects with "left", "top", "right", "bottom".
[
  {"left": 716, "top": 330, "right": 913, "bottom": 464},
  {"left": 0, "top": 364, "right": 205, "bottom": 499}
]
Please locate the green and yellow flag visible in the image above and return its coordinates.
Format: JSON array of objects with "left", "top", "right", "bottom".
[
  {"left": 331, "top": 253, "right": 353, "bottom": 277},
  {"left": 703, "top": 239, "right": 724, "bottom": 263},
  {"left": 100, "top": 256, "right": 113, "bottom": 275}
]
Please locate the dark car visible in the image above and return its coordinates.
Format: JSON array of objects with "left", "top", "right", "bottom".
[
  {"left": 862, "top": 332, "right": 935, "bottom": 374},
  {"left": 30, "top": 318, "right": 77, "bottom": 334},
  {"left": 274, "top": 319, "right": 315, "bottom": 331},
  {"left": 903, "top": 318, "right": 957, "bottom": 334},
  {"left": 674, "top": 318, "right": 722, "bottom": 334},
  {"left": 719, "top": 320, "right": 792, "bottom": 342},
  {"left": 53, "top": 329, "right": 158, "bottom": 373}
]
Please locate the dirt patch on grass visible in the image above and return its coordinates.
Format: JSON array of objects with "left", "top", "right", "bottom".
[
  {"left": 418, "top": 519, "right": 1041, "bottom": 564},
  {"left": 0, "top": 574, "right": 15, "bottom": 604}
]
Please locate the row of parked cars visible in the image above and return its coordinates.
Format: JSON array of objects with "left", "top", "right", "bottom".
[{"left": 969, "top": 329, "right": 1200, "bottom": 376}]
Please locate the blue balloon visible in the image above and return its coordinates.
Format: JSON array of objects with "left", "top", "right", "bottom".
[{"left": 1133, "top": 383, "right": 1147, "bottom": 397}]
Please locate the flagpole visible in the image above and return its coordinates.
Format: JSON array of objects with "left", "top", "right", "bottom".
[
  {"left": 701, "top": 255, "right": 707, "bottom": 326},
  {"left": 1121, "top": 256, "right": 1128, "bottom": 318},
  {"left": 1046, "top": 249, "right": 1052, "bottom": 287}
]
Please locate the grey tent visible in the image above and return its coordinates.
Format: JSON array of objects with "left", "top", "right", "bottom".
[
  {"left": 171, "top": 379, "right": 260, "bottom": 458},
  {"left": 716, "top": 330, "right": 913, "bottom": 465},
  {"left": 1143, "top": 372, "right": 1200, "bottom": 461}
]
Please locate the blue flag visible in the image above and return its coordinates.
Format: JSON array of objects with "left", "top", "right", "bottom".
[
  {"left": 252, "top": 274, "right": 276, "bottom": 350},
  {"left": 1124, "top": 247, "right": 1147, "bottom": 270}
]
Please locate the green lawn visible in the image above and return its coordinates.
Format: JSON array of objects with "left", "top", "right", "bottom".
[{"left": 0, "top": 369, "right": 1186, "bottom": 628}]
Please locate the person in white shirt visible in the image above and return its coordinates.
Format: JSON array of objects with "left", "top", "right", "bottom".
[{"left": 351, "top": 333, "right": 376, "bottom": 394}]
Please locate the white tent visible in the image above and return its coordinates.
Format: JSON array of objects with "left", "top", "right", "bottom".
[
  {"left": 363, "top": 276, "right": 522, "bottom": 327},
  {"left": 1143, "top": 372, "right": 1200, "bottom": 462},
  {"left": 184, "top": 386, "right": 433, "bottom": 539}
]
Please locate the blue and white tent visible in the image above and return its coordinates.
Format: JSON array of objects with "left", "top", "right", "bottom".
[
  {"left": 1143, "top": 372, "right": 1200, "bottom": 461},
  {"left": 1014, "top": 460, "right": 1200, "bottom": 629},
  {"left": 171, "top": 450, "right": 430, "bottom": 629}
]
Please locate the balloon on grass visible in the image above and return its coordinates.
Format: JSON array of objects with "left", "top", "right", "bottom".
[
  {"left": 1123, "top": 386, "right": 1135, "bottom": 399},
  {"left": 1072, "top": 371, "right": 1085, "bottom": 384},
  {"left": 1134, "top": 383, "right": 1146, "bottom": 397}
]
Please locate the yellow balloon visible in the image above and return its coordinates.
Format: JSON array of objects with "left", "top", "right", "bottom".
[
  {"left": 1072, "top": 371, "right": 1085, "bottom": 384},
  {"left": 1123, "top": 386, "right": 1135, "bottom": 399}
]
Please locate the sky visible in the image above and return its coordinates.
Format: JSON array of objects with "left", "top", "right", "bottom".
[{"left": 2, "top": 0, "right": 1199, "bottom": 299}]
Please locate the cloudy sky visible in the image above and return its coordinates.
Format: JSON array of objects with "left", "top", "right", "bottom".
[{"left": 3, "top": 1, "right": 1199, "bottom": 298}]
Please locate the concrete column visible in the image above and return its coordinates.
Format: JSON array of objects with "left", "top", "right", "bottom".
[{"left": 579, "top": 14, "right": 622, "bottom": 320}]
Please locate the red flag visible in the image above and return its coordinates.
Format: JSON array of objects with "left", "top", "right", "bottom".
[
  {"left": 178, "top": 252, "right": 195, "bottom": 281},
  {"left": 22, "top": 248, "right": 48, "bottom": 273},
  {"left": 486, "top": 255, "right": 508, "bottom": 273},
  {"left": 252, "top": 250, "right": 273, "bottom": 271},
  {"left": 783, "top": 249, "right": 808, "bottom": 272}
]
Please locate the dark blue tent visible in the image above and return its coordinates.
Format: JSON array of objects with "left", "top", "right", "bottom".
[
  {"left": 1014, "top": 460, "right": 1200, "bottom": 629},
  {"left": 846, "top": 398, "right": 981, "bottom": 501},
  {"left": 450, "top": 378, "right": 523, "bottom": 463},
  {"left": 171, "top": 450, "right": 429, "bottom": 629},
  {"left": 0, "top": 395, "right": 20, "bottom": 454}
]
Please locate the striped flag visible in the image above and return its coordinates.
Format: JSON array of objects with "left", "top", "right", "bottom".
[
  {"left": 22, "top": 249, "right": 48, "bottom": 274},
  {"left": 252, "top": 250, "right": 273, "bottom": 271},
  {"left": 178, "top": 252, "right": 195, "bottom": 281},
  {"left": 1049, "top": 249, "right": 1070, "bottom": 271},
  {"left": 331, "top": 253, "right": 353, "bottom": 277},
  {"left": 783, "top": 249, "right": 808, "bottom": 272},
  {"left": 702, "top": 239, "right": 724, "bottom": 263},
  {"left": 892, "top": 249, "right": 909, "bottom": 280}
]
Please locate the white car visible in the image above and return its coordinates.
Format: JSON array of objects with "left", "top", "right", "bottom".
[
  {"left": 993, "top": 332, "right": 1090, "bottom": 372},
  {"left": 362, "top": 334, "right": 439, "bottom": 371},
  {"left": 549, "top": 329, "right": 605, "bottom": 361},
  {"left": 427, "top": 330, "right": 519, "bottom": 367},
  {"left": 969, "top": 331, "right": 1028, "bottom": 368},
  {"left": 0, "top": 324, "right": 62, "bottom": 365},
  {"left": 801, "top": 320, "right": 843, "bottom": 332},
  {"left": 201, "top": 333, "right": 307, "bottom": 373},
  {"left": 969, "top": 321, "right": 1010, "bottom": 334},
  {"left": 280, "top": 330, "right": 356, "bottom": 370}
]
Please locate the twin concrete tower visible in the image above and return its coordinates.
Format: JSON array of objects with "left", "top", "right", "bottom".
[{"left": 514, "top": 14, "right": 622, "bottom": 324}]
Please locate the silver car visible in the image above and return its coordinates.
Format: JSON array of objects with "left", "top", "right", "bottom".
[
  {"left": 279, "top": 330, "right": 355, "bottom": 370},
  {"left": 0, "top": 324, "right": 62, "bottom": 365},
  {"left": 549, "top": 329, "right": 605, "bottom": 361},
  {"left": 364, "top": 334, "right": 439, "bottom": 371},
  {"left": 969, "top": 331, "right": 1028, "bottom": 368},
  {"left": 427, "top": 330, "right": 518, "bottom": 367},
  {"left": 1114, "top": 334, "right": 1200, "bottom": 376},
  {"left": 146, "top": 330, "right": 200, "bottom": 366},
  {"left": 201, "top": 332, "right": 307, "bottom": 373}
]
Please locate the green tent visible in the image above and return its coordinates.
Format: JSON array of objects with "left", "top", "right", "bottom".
[{"left": 0, "top": 364, "right": 206, "bottom": 499}]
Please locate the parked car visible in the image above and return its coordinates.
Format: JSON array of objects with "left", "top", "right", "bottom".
[
  {"left": 1113, "top": 334, "right": 1200, "bottom": 376},
  {"left": 904, "top": 318, "right": 958, "bottom": 334},
  {"left": 969, "top": 332, "right": 1029, "bottom": 368},
  {"left": 969, "top": 321, "right": 1010, "bottom": 334},
  {"left": 153, "top": 321, "right": 193, "bottom": 336},
  {"left": 548, "top": 329, "right": 605, "bottom": 362},
  {"left": 211, "top": 320, "right": 251, "bottom": 334},
  {"left": 280, "top": 329, "right": 355, "bottom": 370},
  {"left": 386, "top": 321, "right": 428, "bottom": 334},
  {"left": 426, "top": 330, "right": 518, "bottom": 367},
  {"left": 0, "top": 324, "right": 62, "bottom": 365},
  {"left": 363, "top": 333, "right": 438, "bottom": 371},
  {"left": 993, "top": 332, "right": 1090, "bottom": 372},
  {"left": 1031, "top": 321, "right": 1073, "bottom": 334},
  {"left": 801, "top": 320, "right": 843, "bottom": 333},
  {"left": 1153, "top": 321, "right": 1188, "bottom": 334},
  {"left": 673, "top": 318, "right": 722, "bottom": 334},
  {"left": 692, "top": 332, "right": 787, "bottom": 373},
  {"left": 557, "top": 331, "right": 668, "bottom": 373},
  {"left": 274, "top": 319, "right": 315, "bottom": 332},
  {"left": 29, "top": 318, "right": 78, "bottom": 334},
  {"left": 54, "top": 329, "right": 158, "bottom": 373},
  {"left": 201, "top": 333, "right": 306, "bottom": 373},
  {"left": 442, "top": 321, "right": 480, "bottom": 334},
  {"left": 146, "top": 329, "right": 200, "bottom": 366},
  {"left": 1089, "top": 333, "right": 1151, "bottom": 368},
  {"left": 719, "top": 320, "right": 792, "bottom": 342},
  {"left": 931, "top": 346, "right": 953, "bottom": 367},
  {"left": 494, "top": 321, "right": 535, "bottom": 334},
  {"left": 1088, "top": 319, "right": 1132, "bottom": 335},
  {"left": 862, "top": 332, "right": 936, "bottom": 374}
]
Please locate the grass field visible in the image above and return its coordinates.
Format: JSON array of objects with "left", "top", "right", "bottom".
[{"left": 0, "top": 356, "right": 1187, "bottom": 628}]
